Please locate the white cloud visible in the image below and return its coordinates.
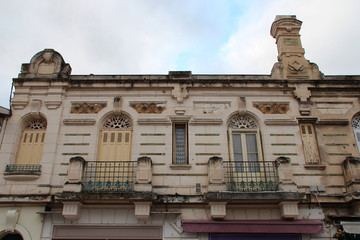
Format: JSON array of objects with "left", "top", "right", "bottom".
[{"left": 0, "top": 0, "right": 359, "bottom": 108}]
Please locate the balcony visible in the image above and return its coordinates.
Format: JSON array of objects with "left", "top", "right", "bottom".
[
  {"left": 224, "top": 161, "right": 278, "bottom": 192},
  {"left": 3, "top": 164, "right": 42, "bottom": 180},
  {"left": 83, "top": 161, "right": 136, "bottom": 192}
]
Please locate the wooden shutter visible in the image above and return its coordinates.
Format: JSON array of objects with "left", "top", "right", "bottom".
[
  {"left": 300, "top": 124, "right": 320, "bottom": 164},
  {"left": 97, "top": 130, "right": 132, "bottom": 161},
  {"left": 16, "top": 129, "right": 45, "bottom": 164}
]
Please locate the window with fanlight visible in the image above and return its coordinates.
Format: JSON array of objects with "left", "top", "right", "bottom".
[
  {"left": 97, "top": 115, "right": 133, "bottom": 162},
  {"left": 352, "top": 115, "right": 360, "bottom": 155},
  {"left": 15, "top": 119, "right": 47, "bottom": 166},
  {"left": 228, "top": 115, "right": 263, "bottom": 172}
]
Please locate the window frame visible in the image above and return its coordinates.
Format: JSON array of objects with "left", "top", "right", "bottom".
[
  {"left": 228, "top": 128, "right": 263, "bottom": 172},
  {"left": 352, "top": 115, "right": 360, "bottom": 155},
  {"left": 172, "top": 122, "right": 188, "bottom": 165}
]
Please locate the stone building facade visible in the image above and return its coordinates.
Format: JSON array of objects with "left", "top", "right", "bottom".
[{"left": 1, "top": 15, "right": 360, "bottom": 240}]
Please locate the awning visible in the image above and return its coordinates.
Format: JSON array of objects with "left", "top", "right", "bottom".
[
  {"left": 341, "top": 222, "right": 360, "bottom": 234},
  {"left": 183, "top": 219, "right": 324, "bottom": 234}
]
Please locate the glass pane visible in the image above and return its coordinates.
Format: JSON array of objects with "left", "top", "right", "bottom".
[
  {"left": 307, "top": 125, "right": 313, "bottom": 134},
  {"left": 103, "top": 132, "right": 107, "bottom": 142},
  {"left": 356, "top": 132, "right": 360, "bottom": 142},
  {"left": 125, "top": 132, "right": 129, "bottom": 142},
  {"left": 110, "top": 132, "right": 115, "bottom": 142},
  {"left": 301, "top": 125, "right": 306, "bottom": 134},
  {"left": 175, "top": 126, "right": 186, "bottom": 164},
  {"left": 246, "top": 134, "right": 259, "bottom": 172},
  {"left": 232, "top": 134, "right": 243, "bottom": 172},
  {"left": 23, "top": 133, "right": 27, "bottom": 143}
]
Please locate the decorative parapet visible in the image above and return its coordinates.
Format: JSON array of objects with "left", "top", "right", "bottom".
[
  {"left": 134, "top": 156, "right": 153, "bottom": 192},
  {"left": 270, "top": 16, "right": 322, "bottom": 80},
  {"left": 342, "top": 156, "right": 360, "bottom": 194},
  {"left": 63, "top": 156, "right": 86, "bottom": 193},
  {"left": 18, "top": 49, "right": 71, "bottom": 79},
  {"left": 209, "top": 202, "right": 227, "bottom": 219},
  {"left": 208, "top": 156, "right": 226, "bottom": 192},
  {"left": 275, "top": 156, "right": 297, "bottom": 192}
]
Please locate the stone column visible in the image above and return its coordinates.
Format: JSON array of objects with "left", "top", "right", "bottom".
[
  {"left": 63, "top": 156, "right": 85, "bottom": 192},
  {"left": 275, "top": 156, "right": 297, "bottom": 192},
  {"left": 134, "top": 156, "right": 152, "bottom": 192},
  {"left": 342, "top": 156, "right": 360, "bottom": 194},
  {"left": 208, "top": 156, "right": 226, "bottom": 192}
]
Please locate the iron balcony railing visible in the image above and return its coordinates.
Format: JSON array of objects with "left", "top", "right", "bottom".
[
  {"left": 224, "top": 161, "right": 278, "bottom": 192},
  {"left": 5, "top": 164, "right": 41, "bottom": 173},
  {"left": 83, "top": 161, "right": 136, "bottom": 192}
]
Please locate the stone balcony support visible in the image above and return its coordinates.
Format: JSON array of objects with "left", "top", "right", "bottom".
[
  {"left": 279, "top": 201, "right": 299, "bottom": 219},
  {"left": 208, "top": 156, "right": 227, "bottom": 192},
  {"left": 63, "top": 156, "right": 86, "bottom": 192},
  {"left": 62, "top": 202, "right": 82, "bottom": 220},
  {"left": 134, "top": 156, "right": 152, "bottom": 192},
  {"left": 275, "top": 156, "right": 298, "bottom": 192},
  {"left": 342, "top": 156, "right": 360, "bottom": 195},
  {"left": 209, "top": 202, "right": 227, "bottom": 219},
  {"left": 134, "top": 202, "right": 152, "bottom": 220}
]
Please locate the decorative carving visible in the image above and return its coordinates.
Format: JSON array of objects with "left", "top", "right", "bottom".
[
  {"left": 172, "top": 85, "right": 188, "bottom": 103},
  {"left": 103, "top": 116, "right": 132, "bottom": 129},
  {"left": 5, "top": 209, "right": 20, "bottom": 232},
  {"left": 352, "top": 115, "right": 360, "bottom": 129},
  {"left": 253, "top": 103, "right": 289, "bottom": 114},
  {"left": 130, "top": 102, "right": 166, "bottom": 114},
  {"left": 229, "top": 116, "right": 257, "bottom": 129},
  {"left": 71, "top": 103, "right": 106, "bottom": 114},
  {"left": 25, "top": 120, "right": 47, "bottom": 130}
]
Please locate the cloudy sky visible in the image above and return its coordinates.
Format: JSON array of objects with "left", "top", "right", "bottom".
[{"left": 1, "top": 0, "right": 360, "bottom": 108}]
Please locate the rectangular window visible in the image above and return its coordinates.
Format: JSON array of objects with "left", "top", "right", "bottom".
[
  {"left": 173, "top": 123, "right": 188, "bottom": 164},
  {"left": 231, "top": 132, "right": 260, "bottom": 172},
  {"left": 300, "top": 123, "right": 320, "bottom": 164}
]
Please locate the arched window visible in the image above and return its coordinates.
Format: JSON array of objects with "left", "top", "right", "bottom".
[
  {"left": 228, "top": 115, "right": 263, "bottom": 172},
  {"left": 97, "top": 116, "right": 132, "bottom": 161},
  {"left": 15, "top": 119, "right": 46, "bottom": 166},
  {"left": 352, "top": 115, "right": 360, "bottom": 154}
]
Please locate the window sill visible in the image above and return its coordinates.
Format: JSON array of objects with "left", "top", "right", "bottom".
[
  {"left": 169, "top": 164, "right": 192, "bottom": 170},
  {"left": 304, "top": 164, "right": 326, "bottom": 170},
  {"left": 4, "top": 172, "right": 41, "bottom": 181}
]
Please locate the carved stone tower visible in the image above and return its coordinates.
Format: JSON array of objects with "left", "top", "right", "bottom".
[{"left": 270, "top": 15, "right": 322, "bottom": 79}]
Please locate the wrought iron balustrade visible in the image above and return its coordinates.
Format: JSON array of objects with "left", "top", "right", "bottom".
[
  {"left": 224, "top": 161, "right": 278, "bottom": 192},
  {"left": 5, "top": 164, "right": 41, "bottom": 173},
  {"left": 83, "top": 161, "right": 136, "bottom": 192}
]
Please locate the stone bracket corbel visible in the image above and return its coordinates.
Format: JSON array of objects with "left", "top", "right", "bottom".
[
  {"left": 209, "top": 202, "right": 227, "bottom": 219},
  {"left": 62, "top": 202, "right": 82, "bottom": 220},
  {"left": 279, "top": 201, "right": 299, "bottom": 219},
  {"left": 134, "top": 202, "right": 152, "bottom": 220},
  {"left": 5, "top": 209, "right": 20, "bottom": 232}
]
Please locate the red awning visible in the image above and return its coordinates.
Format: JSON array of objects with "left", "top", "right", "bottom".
[{"left": 183, "top": 219, "right": 323, "bottom": 234}]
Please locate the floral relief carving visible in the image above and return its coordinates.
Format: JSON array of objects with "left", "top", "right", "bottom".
[
  {"left": 253, "top": 103, "right": 290, "bottom": 114},
  {"left": 71, "top": 103, "right": 107, "bottom": 114},
  {"left": 130, "top": 102, "right": 166, "bottom": 114},
  {"left": 352, "top": 115, "right": 360, "bottom": 129},
  {"left": 103, "top": 116, "right": 132, "bottom": 129},
  {"left": 229, "top": 116, "right": 257, "bottom": 129}
]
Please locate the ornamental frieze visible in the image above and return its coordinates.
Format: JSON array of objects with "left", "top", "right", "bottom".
[
  {"left": 70, "top": 103, "right": 107, "bottom": 114},
  {"left": 130, "top": 102, "right": 166, "bottom": 114},
  {"left": 253, "top": 103, "right": 289, "bottom": 114}
]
